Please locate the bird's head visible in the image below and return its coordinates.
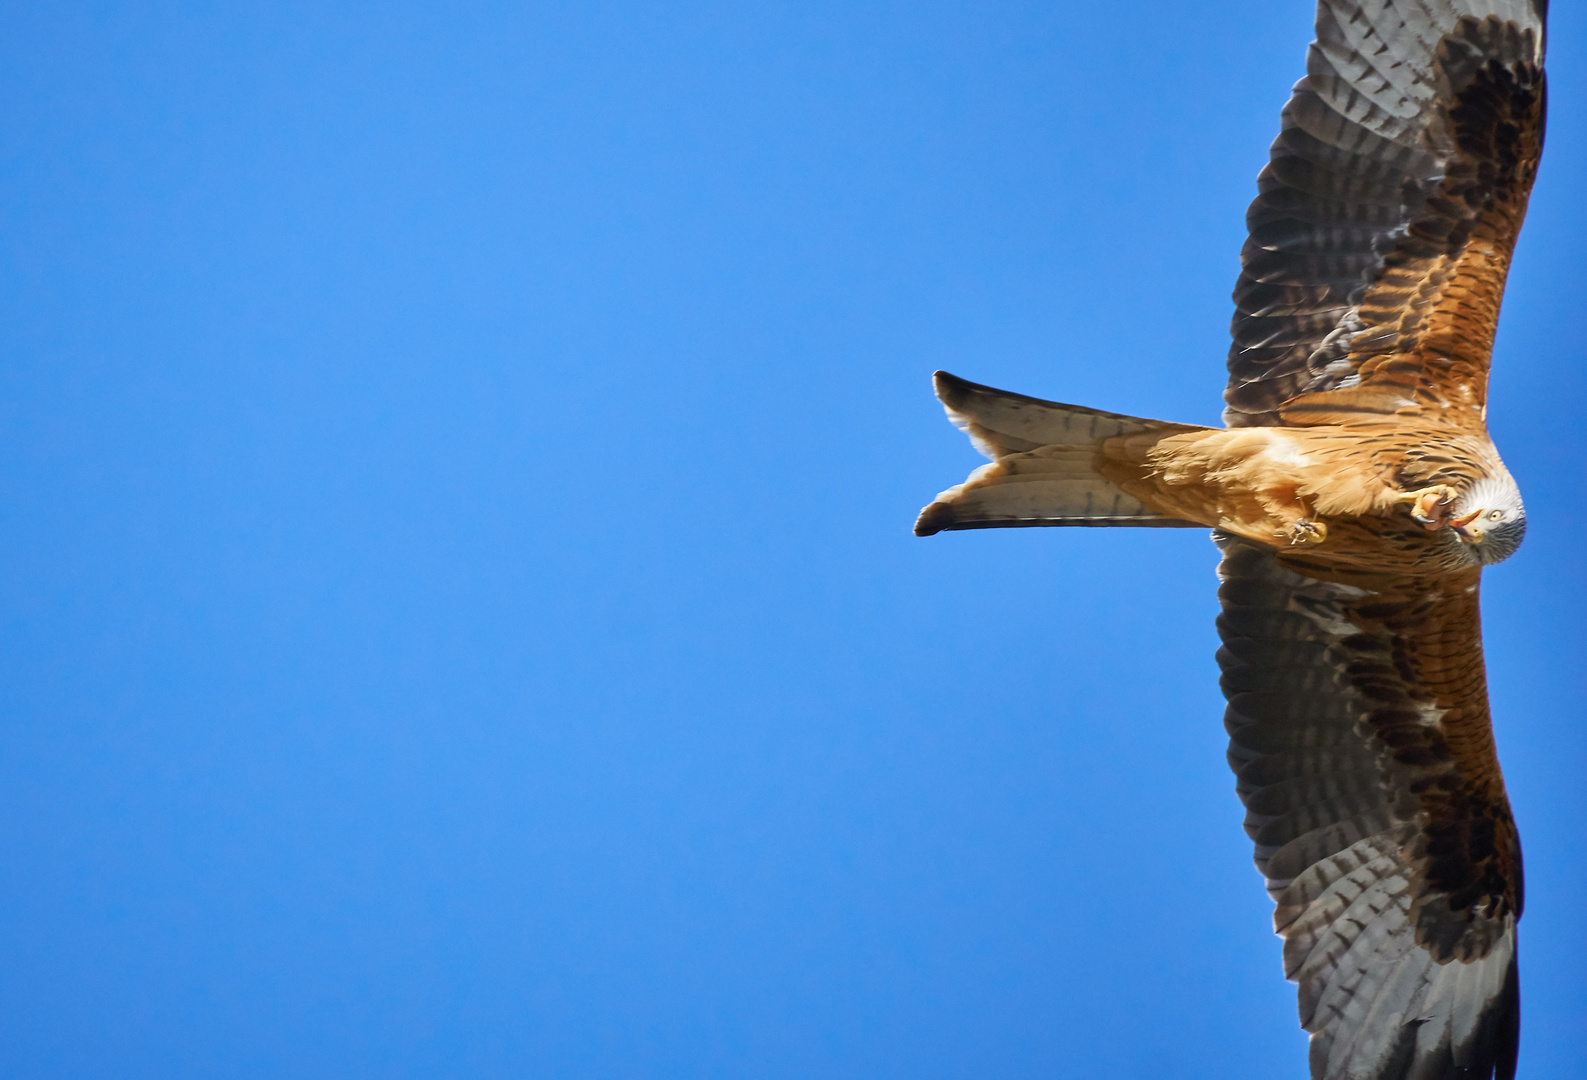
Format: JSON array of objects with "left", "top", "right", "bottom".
[{"left": 1448, "top": 474, "right": 1527, "bottom": 566}]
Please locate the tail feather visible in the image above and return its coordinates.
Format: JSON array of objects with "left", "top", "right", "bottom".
[{"left": 915, "top": 372, "right": 1206, "bottom": 536}]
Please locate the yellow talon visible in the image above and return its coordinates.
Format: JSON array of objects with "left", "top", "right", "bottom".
[{"left": 1398, "top": 485, "right": 1459, "bottom": 530}]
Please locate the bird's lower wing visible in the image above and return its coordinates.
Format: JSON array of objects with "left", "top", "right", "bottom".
[{"left": 1216, "top": 537, "right": 1522, "bottom": 1080}]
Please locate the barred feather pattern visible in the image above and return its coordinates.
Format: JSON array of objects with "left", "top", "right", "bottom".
[
  {"left": 1218, "top": 536, "right": 1522, "bottom": 1080},
  {"left": 1225, "top": 0, "right": 1547, "bottom": 429}
]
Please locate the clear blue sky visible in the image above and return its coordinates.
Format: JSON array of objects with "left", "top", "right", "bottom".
[{"left": 2, "top": 2, "right": 1583, "bottom": 1077}]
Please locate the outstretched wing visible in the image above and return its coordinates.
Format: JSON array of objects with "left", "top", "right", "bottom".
[
  {"left": 1225, "top": 0, "right": 1546, "bottom": 429},
  {"left": 1217, "top": 537, "right": 1522, "bottom": 1080}
]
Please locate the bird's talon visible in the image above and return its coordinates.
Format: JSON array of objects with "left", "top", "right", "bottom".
[{"left": 1398, "top": 485, "right": 1458, "bottom": 530}]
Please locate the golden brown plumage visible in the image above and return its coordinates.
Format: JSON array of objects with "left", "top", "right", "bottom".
[{"left": 913, "top": 3, "right": 1547, "bottom": 1078}]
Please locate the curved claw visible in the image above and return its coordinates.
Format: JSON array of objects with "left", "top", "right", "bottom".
[{"left": 1399, "top": 485, "right": 1458, "bottom": 530}]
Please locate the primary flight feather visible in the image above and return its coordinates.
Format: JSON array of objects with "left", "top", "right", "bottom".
[{"left": 913, "top": 3, "right": 1546, "bottom": 1078}]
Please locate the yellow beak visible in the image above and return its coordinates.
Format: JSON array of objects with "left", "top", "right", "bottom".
[{"left": 1450, "top": 509, "right": 1483, "bottom": 541}]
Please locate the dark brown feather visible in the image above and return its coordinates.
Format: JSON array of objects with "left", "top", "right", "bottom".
[
  {"left": 1218, "top": 536, "right": 1521, "bottom": 1079},
  {"left": 1225, "top": 3, "right": 1547, "bottom": 431}
]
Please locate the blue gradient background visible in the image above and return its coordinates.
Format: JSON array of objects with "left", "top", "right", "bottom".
[{"left": 1, "top": 2, "right": 1583, "bottom": 1077}]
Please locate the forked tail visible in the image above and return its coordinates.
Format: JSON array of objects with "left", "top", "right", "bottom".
[{"left": 914, "top": 372, "right": 1206, "bottom": 536}]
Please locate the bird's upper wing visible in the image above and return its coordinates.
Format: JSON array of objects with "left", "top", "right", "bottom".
[
  {"left": 1217, "top": 537, "right": 1522, "bottom": 1080},
  {"left": 1224, "top": 0, "right": 1546, "bottom": 430}
]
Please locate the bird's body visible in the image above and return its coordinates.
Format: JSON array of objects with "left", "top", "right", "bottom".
[
  {"left": 1112, "top": 419, "right": 1521, "bottom": 576},
  {"left": 919, "top": 381, "right": 1523, "bottom": 578},
  {"left": 913, "top": 2, "right": 1549, "bottom": 1077}
]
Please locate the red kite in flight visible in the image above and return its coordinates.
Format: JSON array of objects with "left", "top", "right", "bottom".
[{"left": 915, "top": 3, "right": 1546, "bottom": 1078}]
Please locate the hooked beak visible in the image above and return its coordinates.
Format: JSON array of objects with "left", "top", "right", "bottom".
[{"left": 1449, "top": 509, "right": 1483, "bottom": 542}]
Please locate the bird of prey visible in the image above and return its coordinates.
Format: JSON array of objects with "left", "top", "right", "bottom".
[{"left": 914, "top": 3, "right": 1546, "bottom": 1078}]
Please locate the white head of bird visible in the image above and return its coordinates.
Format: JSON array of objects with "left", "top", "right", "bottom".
[{"left": 1449, "top": 474, "right": 1527, "bottom": 566}]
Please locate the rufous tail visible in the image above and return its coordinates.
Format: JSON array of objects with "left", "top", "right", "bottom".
[{"left": 914, "top": 372, "right": 1206, "bottom": 536}]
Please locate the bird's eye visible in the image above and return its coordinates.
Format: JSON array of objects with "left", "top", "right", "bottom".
[{"left": 1489, "top": 510, "right": 1503, "bottom": 521}]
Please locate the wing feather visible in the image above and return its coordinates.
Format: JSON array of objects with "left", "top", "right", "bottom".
[
  {"left": 1225, "top": 0, "right": 1547, "bottom": 428},
  {"left": 1216, "top": 536, "right": 1521, "bottom": 1080}
]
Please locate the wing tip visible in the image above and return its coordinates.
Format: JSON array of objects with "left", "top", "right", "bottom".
[{"left": 1491, "top": 946, "right": 1522, "bottom": 1080}]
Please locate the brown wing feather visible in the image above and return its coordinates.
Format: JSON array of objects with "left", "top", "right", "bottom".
[
  {"left": 1217, "top": 537, "right": 1522, "bottom": 1080},
  {"left": 1226, "top": 1, "right": 1547, "bottom": 430}
]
